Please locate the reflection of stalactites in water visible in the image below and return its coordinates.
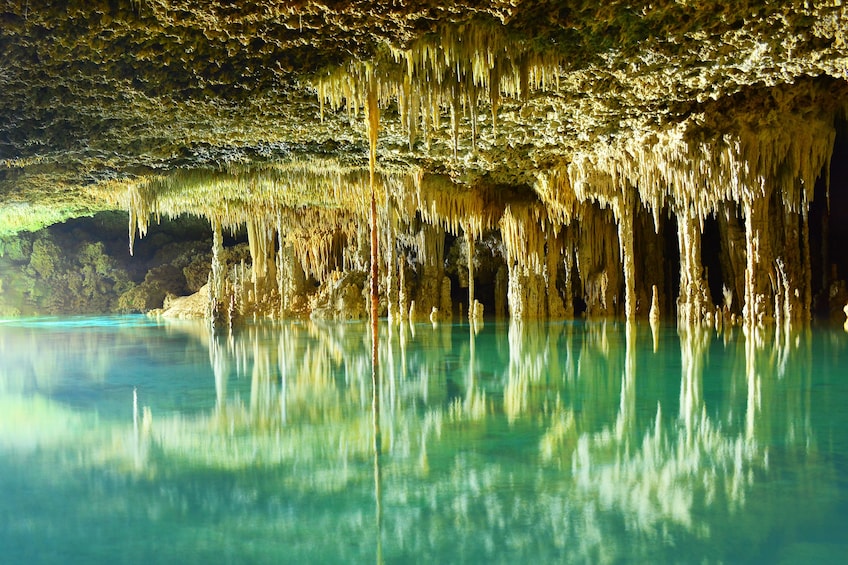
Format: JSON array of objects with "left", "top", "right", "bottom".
[
  {"left": 679, "top": 325, "right": 710, "bottom": 444},
  {"left": 560, "top": 322, "right": 772, "bottom": 534},
  {"left": 373, "top": 343, "right": 383, "bottom": 565},
  {"left": 743, "top": 325, "right": 764, "bottom": 442},
  {"left": 463, "top": 321, "right": 487, "bottom": 420},
  {"left": 210, "top": 331, "right": 230, "bottom": 416},
  {"left": 540, "top": 399, "right": 577, "bottom": 469},
  {"left": 371, "top": 334, "right": 383, "bottom": 565},
  {"left": 650, "top": 317, "right": 660, "bottom": 353},
  {"left": 371, "top": 327, "right": 383, "bottom": 565},
  {"left": 249, "top": 326, "right": 277, "bottom": 430},
  {"left": 743, "top": 324, "right": 814, "bottom": 453},
  {"left": 278, "top": 325, "right": 291, "bottom": 427},
  {"left": 614, "top": 322, "right": 637, "bottom": 440},
  {"left": 505, "top": 321, "right": 549, "bottom": 423}
]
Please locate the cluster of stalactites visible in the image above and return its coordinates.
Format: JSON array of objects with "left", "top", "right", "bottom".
[
  {"left": 315, "top": 21, "right": 561, "bottom": 150},
  {"left": 277, "top": 208, "right": 362, "bottom": 281},
  {"left": 534, "top": 92, "right": 840, "bottom": 325},
  {"left": 115, "top": 160, "right": 405, "bottom": 219},
  {"left": 409, "top": 173, "right": 501, "bottom": 241},
  {"left": 564, "top": 104, "right": 837, "bottom": 229},
  {"left": 112, "top": 160, "right": 420, "bottom": 263},
  {"left": 123, "top": 181, "right": 155, "bottom": 256},
  {"left": 500, "top": 202, "right": 553, "bottom": 275}
]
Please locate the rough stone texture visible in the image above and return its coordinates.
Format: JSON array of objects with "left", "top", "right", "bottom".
[
  {"left": 310, "top": 270, "right": 367, "bottom": 321},
  {"left": 2, "top": 1, "right": 848, "bottom": 324}
]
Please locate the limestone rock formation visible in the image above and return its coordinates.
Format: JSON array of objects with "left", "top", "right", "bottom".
[{"left": 2, "top": 1, "right": 848, "bottom": 325}]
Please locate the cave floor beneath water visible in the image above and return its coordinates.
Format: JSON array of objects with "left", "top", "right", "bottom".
[{"left": 1, "top": 316, "right": 847, "bottom": 564}]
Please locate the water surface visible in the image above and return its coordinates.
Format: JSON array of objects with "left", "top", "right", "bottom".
[{"left": 1, "top": 316, "right": 848, "bottom": 564}]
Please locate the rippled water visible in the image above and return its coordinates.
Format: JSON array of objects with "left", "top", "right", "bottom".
[{"left": 1, "top": 316, "right": 848, "bottom": 564}]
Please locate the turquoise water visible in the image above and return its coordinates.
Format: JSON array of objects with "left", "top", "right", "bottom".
[{"left": 1, "top": 316, "right": 848, "bottom": 564}]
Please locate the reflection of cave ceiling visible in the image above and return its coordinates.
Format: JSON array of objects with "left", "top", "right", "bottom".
[{"left": 1, "top": 1, "right": 847, "bottom": 232}]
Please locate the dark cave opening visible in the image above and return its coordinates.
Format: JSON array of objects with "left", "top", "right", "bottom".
[
  {"left": 663, "top": 212, "right": 682, "bottom": 318},
  {"left": 702, "top": 214, "right": 723, "bottom": 309},
  {"left": 446, "top": 231, "right": 502, "bottom": 320},
  {"left": 810, "top": 116, "right": 848, "bottom": 317}
]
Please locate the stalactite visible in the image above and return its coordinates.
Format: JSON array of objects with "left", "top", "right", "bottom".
[
  {"left": 366, "top": 62, "right": 381, "bottom": 327},
  {"left": 501, "top": 204, "right": 550, "bottom": 319},
  {"left": 676, "top": 207, "right": 713, "bottom": 325},
  {"left": 576, "top": 204, "right": 622, "bottom": 317},
  {"left": 489, "top": 65, "right": 500, "bottom": 137},
  {"left": 105, "top": 37, "right": 844, "bottom": 329},
  {"left": 551, "top": 80, "right": 839, "bottom": 326},
  {"left": 743, "top": 193, "right": 774, "bottom": 325},
  {"left": 123, "top": 182, "right": 154, "bottom": 256},
  {"left": 414, "top": 173, "right": 499, "bottom": 239},
  {"left": 412, "top": 223, "right": 450, "bottom": 321},
  {"left": 317, "top": 21, "right": 561, "bottom": 164},
  {"left": 207, "top": 218, "right": 226, "bottom": 327}
]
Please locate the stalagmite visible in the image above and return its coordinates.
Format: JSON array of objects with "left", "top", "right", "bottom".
[
  {"left": 440, "top": 276, "right": 452, "bottom": 320},
  {"left": 649, "top": 285, "right": 660, "bottom": 332},
  {"left": 614, "top": 322, "right": 636, "bottom": 439}
]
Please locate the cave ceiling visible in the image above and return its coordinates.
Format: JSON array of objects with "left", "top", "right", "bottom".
[{"left": 1, "top": 0, "right": 847, "bottom": 234}]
